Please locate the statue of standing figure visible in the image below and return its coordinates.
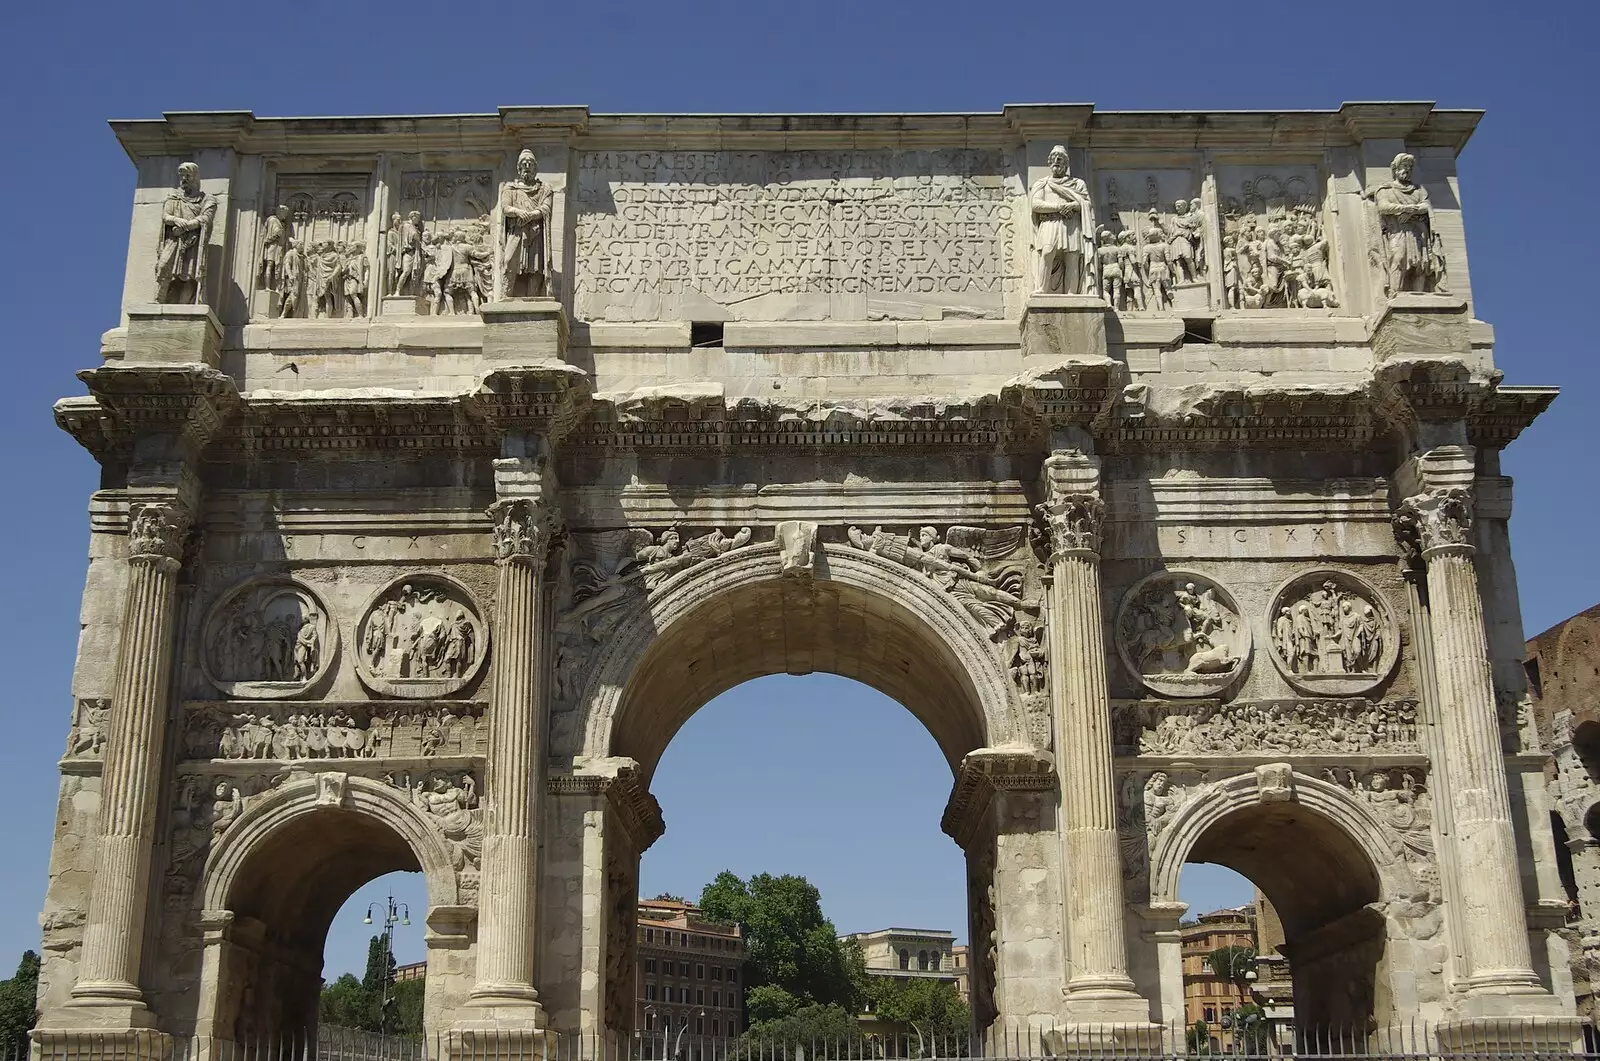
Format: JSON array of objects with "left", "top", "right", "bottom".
[
  {"left": 1365, "top": 152, "right": 1448, "bottom": 297},
  {"left": 1029, "top": 145, "right": 1094, "bottom": 295},
  {"left": 156, "top": 162, "right": 218, "bottom": 305},
  {"left": 498, "top": 148, "right": 553, "bottom": 299}
]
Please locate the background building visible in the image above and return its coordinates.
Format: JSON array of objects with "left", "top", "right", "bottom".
[
  {"left": 1181, "top": 905, "right": 1257, "bottom": 1035},
  {"left": 841, "top": 928, "right": 967, "bottom": 1036},
  {"left": 1525, "top": 603, "right": 1600, "bottom": 1021},
  {"left": 634, "top": 899, "right": 747, "bottom": 1051}
]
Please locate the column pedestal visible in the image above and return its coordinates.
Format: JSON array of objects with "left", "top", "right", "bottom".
[
  {"left": 481, "top": 300, "right": 568, "bottom": 363},
  {"left": 1020, "top": 295, "right": 1110, "bottom": 360}
]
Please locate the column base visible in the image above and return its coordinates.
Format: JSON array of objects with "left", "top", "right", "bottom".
[
  {"left": 1437, "top": 1014, "right": 1585, "bottom": 1052},
  {"left": 1043, "top": 1021, "right": 1163, "bottom": 1055},
  {"left": 459, "top": 985, "right": 547, "bottom": 1024},
  {"left": 442, "top": 1018, "right": 548, "bottom": 1061},
  {"left": 32, "top": 1027, "right": 170, "bottom": 1061},
  {"left": 1453, "top": 981, "right": 1572, "bottom": 1019}
]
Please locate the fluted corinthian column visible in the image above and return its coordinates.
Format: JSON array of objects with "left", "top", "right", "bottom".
[
  {"left": 1394, "top": 488, "right": 1540, "bottom": 996},
  {"left": 72, "top": 501, "right": 190, "bottom": 1021},
  {"left": 468, "top": 493, "right": 552, "bottom": 1024},
  {"left": 1039, "top": 454, "right": 1148, "bottom": 1024}
]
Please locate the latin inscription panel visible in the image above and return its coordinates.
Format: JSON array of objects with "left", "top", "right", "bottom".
[{"left": 573, "top": 149, "right": 1023, "bottom": 323}]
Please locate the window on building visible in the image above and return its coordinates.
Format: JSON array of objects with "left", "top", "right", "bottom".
[
  {"left": 929, "top": 951, "right": 940, "bottom": 971},
  {"left": 713, "top": 1019, "right": 720, "bottom": 1037},
  {"left": 646, "top": 1012, "right": 655, "bottom": 1031},
  {"left": 917, "top": 950, "right": 929, "bottom": 970},
  {"left": 680, "top": 962, "right": 690, "bottom": 976},
  {"left": 727, "top": 968, "right": 737, "bottom": 983},
  {"left": 1203, "top": 1007, "right": 1215, "bottom": 1023},
  {"left": 712, "top": 967, "right": 722, "bottom": 981},
  {"left": 696, "top": 1017, "right": 704, "bottom": 1035},
  {"left": 645, "top": 959, "right": 656, "bottom": 974},
  {"left": 712, "top": 991, "right": 720, "bottom": 1008},
  {"left": 695, "top": 989, "right": 703, "bottom": 1005},
  {"left": 899, "top": 949, "right": 910, "bottom": 970},
  {"left": 645, "top": 984, "right": 657, "bottom": 1001},
  {"left": 696, "top": 963, "right": 705, "bottom": 979},
  {"left": 646, "top": 928, "right": 654, "bottom": 943}
]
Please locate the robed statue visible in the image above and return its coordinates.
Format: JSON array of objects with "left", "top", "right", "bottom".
[
  {"left": 156, "top": 162, "right": 218, "bottom": 305},
  {"left": 1364, "top": 152, "right": 1448, "bottom": 297},
  {"left": 1030, "top": 145, "right": 1095, "bottom": 295},
  {"left": 498, "top": 148, "right": 553, "bottom": 299}
]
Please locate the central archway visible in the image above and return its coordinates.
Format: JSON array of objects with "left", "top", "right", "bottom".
[{"left": 548, "top": 541, "right": 1053, "bottom": 1040}]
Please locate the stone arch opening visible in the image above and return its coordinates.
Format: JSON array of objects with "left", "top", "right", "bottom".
[
  {"left": 565, "top": 545, "right": 1021, "bottom": 1040},
  {"left": 1574, "top": 721, "right": 1600, "bottom": 783},
  {"left": 198, "top": 778, "right": 464, "bottom": 1042},
  {"left": 579, "top": 545, "right": 1017, "bottom": 781},
  {"left": 1150, "top": 773, "right": 1419, "bottom": 1038}
]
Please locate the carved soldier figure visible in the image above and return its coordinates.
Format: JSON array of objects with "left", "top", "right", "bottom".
[
  {"left": 1140, "top": 217, "right": 1175, "bottom": 311},
  {"left": 1095, "top": 228, "right": 1126, "bottom": 309},
  {"left": 1168, "top": 199, "right": 1200, "bottom": 283},
  {"left": 1365, "top": 152, "right": 1448, "bottom": 296},
  {"left": 156, "top": 162, "right": 218, "bottom": 304},
  {"left": 1029, "top": 145, "right": 1093, "bottom": 294},
  {"left": 259, "top": 205, "right": 291, "bottom": 295},
  {"left": 499, "top": 148, "right": 554, "bottom": 299},
  {"left": 279, "top": 239, "right": 305, "bottom": 317},
  {"left": 1119, "top": 230, "right": 1145, "bottom": 310},
  {"left": 343, "top": 243, "right": 369, "bottom": 317},
  {"left": 386, "top": 212, "right": 405, "bottom": 293}
]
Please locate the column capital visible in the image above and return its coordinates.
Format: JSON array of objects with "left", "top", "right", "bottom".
[
  {"left": 126, "top": 501, "right": 192, "bottom": 564},
  {"left": 487, "top": 497, "right": 558, "bottom": 565},
  {"left": 1394, "top": 487, "right": 1474, "bottom": 560},
  {"left": 1038, "top": 492, "right": 1105, "bottom": 560}
]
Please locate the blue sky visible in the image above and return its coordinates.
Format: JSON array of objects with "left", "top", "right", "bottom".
[{"left": 1, "top": 0, "right": 1595, "bottom": 982}]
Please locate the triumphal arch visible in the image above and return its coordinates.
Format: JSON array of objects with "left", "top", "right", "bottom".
[{"left": 32, "top": 102, "right": 1581, "bottom": 1053}]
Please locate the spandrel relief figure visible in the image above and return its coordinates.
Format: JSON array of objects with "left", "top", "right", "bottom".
[
  {"left": 1008, "top": 617, "right": 1047, "bottom": 696},
  {"left": 845, "top": 524, "right": 1034, "bottom": 639},
  {"left": 155, "top": 163, "right": 217, "bottom": 305},
  {"left": 1030, "top": 145, "right": 1094, "bottom": 295},
  {"left": 1116, "top": 573, "right": 1250, "bottom": 697},
  {"left": 406, "top": 771, "right": 482, "bottom": 872},
  {"left": 1364, "top": 152, "right": 1448, "bottom": 297},
  {"left": 499, "top": 148, "right": 553, "bottom": 299},
  {"left": 67, "top": 699, "right": 109, "bottom": 758}
]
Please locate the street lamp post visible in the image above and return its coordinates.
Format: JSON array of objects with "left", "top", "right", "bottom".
[{"left": 363, "top": 894, "right": 411, "bottom": 1036}]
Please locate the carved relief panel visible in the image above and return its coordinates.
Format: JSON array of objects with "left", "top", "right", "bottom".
[
  {"left": 1115, "top": 571, "right": 1251, "bottom": 698},
  {"left": 181, "top": 702, "right": 486, "bottom": 762},
  {"left": 1113, "top": 697, "right": 1420, "bottom": 757},
  {"left": 1265, "top": 570, "right": 1399, "bottom": 696},
  {"left": 256, "top": 173, "right": 373, "bottom": 320},
  {"left": 386, "top": 170, "right": 497, "bottom": 314},
  {"left": 1217, "top": 166, "right": 1339, "bottom": 310},
  {"left": 202, "top": 578, "right": 339, "bottom": 699},
  {"left": 355, "top": 575, "right": 488, "bottom": 698},
  {"left": 63, "top": 698, "right": 109, "bottom": 759},
  {"left": 1094, "top": 168, "right": 1210, "bottom": 312}
]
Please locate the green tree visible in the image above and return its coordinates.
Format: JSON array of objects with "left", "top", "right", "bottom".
[
  {"left": 742, "top": 1002, "right": 862, "bottom": 1046},
  {"left": 391, "top": 978, "right": 426, "bottom": 1037},
  {"left": 362, "top": 935, "right": 396, "bottom": 994},
  {"left": 319, "top": 973, "right": 377, "bottom": 1031},
  {"left": 651, "top": 893, "right": 686, "bottom": 903},
  {"left": 0, "top": 950, "right": 40, "bottom": 1052},
  {"left": 699, "top": 872, "right": 864, "bottom": 1018},
  {"left": 1204, "top": 945, "right": 1256, "bottom": 1000},
  {"left": 1185, "top": 1020, "right": 1214, "bottom": 1056},
  {"left": 867, "top": 977, "right": 971, "bottom": 1050}
]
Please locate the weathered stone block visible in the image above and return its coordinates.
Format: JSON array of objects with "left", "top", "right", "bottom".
[
  {"left": 1371, "top": 292, "right": 1470, "bottom": 361},
  {"left": 123, "top": 304, "right": 222, "bottom": 368},
  {"left": 481, "top": 299, "right": 568, "bottom": 363},
  {"left": 1020, "top": 295, "right": 1110, "bottom": 360}
]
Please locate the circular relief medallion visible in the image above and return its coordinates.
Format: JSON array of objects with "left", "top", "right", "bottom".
[
  {"left": 1115, "top": 570, "right": 1252, "bottom": 698},
  {"left": 202, "top": 577, "right": 338, "bottom": 699},
  {"left": 354, "top": 575, "right": 488, "bottom": 698},
  {"left": 1266, "top": 569, "right": 1398, "bottom": 696}
]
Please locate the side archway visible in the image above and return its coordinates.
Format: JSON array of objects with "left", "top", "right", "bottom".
[
  {"left": 574, "top": 542, "right": 1025, "bottom": 777},
  {"left": 196, "top": 775, "right": 465, "bottom": 1039},
  {"left": 1149, "top": 769, "right": 1424, "bottom": 1030}
]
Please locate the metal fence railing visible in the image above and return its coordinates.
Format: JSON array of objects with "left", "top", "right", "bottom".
[{"left": 18, "top": 1021, "right": 1600, "bottom": 1061}]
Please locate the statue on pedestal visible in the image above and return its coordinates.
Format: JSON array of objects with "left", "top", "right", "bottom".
[
  {"left": 1365, "top": 152, "right": 1448, "bottom": 296},
  {"left": 155, "top": 162, "right": 218, "bottom": 305},
  {"left": 498, "top": 148, "right": 553, "bottom": 299},
  {"left": 1029, "top": 145, "right": 1094, "bottom": 295}
]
